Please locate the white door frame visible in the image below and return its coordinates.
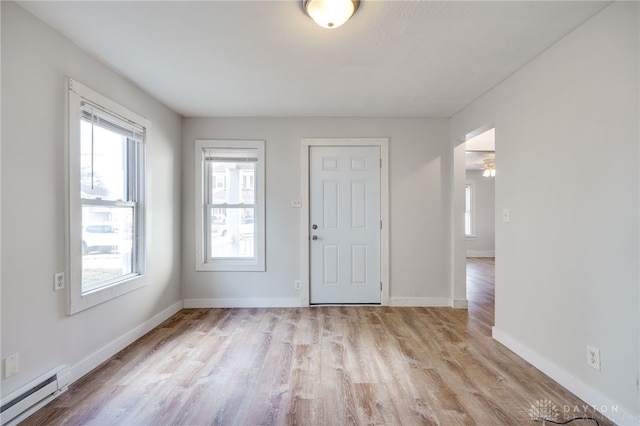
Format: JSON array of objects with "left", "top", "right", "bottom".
[{"left": 300, "top": 138, "right": 389, "bottom": 306}]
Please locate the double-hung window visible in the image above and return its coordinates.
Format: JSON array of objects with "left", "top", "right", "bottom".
[
  {"left": 68, "top": 79, "right": 148, "bottom": 314},
  {"left": 195, "top": 140, "right": 265, "bottom": 271}
]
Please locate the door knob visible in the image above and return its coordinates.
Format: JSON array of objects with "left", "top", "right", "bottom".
[{"left": 311, "top": 235, "right": 318, "bottom": 240}]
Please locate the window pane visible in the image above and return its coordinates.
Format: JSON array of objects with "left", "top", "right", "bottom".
[
  {"left": 465, "top": 213, "right": 471, "bottom": 236},
  {"left": 465, "top": 185, "right": 471, "bottom": 236},
  {"left": 82, "top": 205, "right": 135, "bottom": 293},
  {"left": 209, "top": 207, "right": 255, "bottom": 258},
  {"left": 207, "top": 161, "right": 255, "bottom": 204},
  {"left": 81, "top": 120, "right": 128, "bottom": 201}
]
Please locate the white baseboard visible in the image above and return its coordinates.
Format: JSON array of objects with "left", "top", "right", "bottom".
[
  {"left": 183, "top": 298, "right": 304, "bottom": 308},
  {"left": 492, "top": 326, "right": 640, "bottom": 425},
  {"left": 68, "top": 300, "right": 183, "bottom": 384},
  {"left": 185, "top": 298, "right": 466, "bottom": 309},
  {"left": 389, "top": 297, "right": 452, "bottom": 307},
  {"left": 466, "top": 250, "right": 495, "bottom": 257},
  {"left": 453, "top": 299, "right": 468, "bottom": 308}
]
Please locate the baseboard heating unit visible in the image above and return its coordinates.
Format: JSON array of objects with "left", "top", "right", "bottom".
[{"left": 1, "top": 365, "right": 70, "bottom": 426}]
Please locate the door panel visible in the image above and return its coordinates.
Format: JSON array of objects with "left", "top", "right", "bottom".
[
  {"left": 323, "top": 181, "right": 339, "bottom": 229},
  {"left": 310, "top": 146, "right": 381, "bottom": 304}
]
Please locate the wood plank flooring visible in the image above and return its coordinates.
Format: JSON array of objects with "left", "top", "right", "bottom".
[{"left": 21, "top": 258, "right": 614, "bottom": 425}]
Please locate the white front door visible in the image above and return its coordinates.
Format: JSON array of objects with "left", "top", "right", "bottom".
[{"left": 309, "top": 146, "right": 381, "bottom": 304}]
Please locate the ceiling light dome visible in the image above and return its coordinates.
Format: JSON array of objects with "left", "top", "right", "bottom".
[{"left": 303, "top": 0, "right": 360, "bottom": 29}]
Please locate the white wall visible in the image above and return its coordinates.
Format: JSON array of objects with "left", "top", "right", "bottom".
[
  {"left": 6, "top": 1, "right": 636, "bottom": 421},
  {"left": 466, "top": 170, "right": 495, "bottom": 257},
  {"left": 1, "top": 2, "right": 183, "bottom": 397},
  {"left": 182, "top": 118, "right": 456, "bottom": 306},
  {"left": 452, "top": 2, "right": 639, "bottom": 421}
]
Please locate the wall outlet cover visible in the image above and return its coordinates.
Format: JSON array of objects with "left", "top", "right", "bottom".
[
  {"left": 54, "top": 272, "right": 65, "bottom": 291},
  {"left": 586, "top": 345, "right": 601, "bottom": 371}
]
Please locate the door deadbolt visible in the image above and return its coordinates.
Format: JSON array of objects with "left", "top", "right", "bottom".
[{"left": 312, "top": 224, "right": 318, "bottom": 229}]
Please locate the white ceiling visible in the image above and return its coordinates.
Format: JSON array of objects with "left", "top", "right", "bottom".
[
  {"left": 466, "top": 128, "right": 495, "bottom": 152},
  {"left": 466, "top": 151, "right": 495, "bottom": 171},
  {"left": 18, "top": 1, "right": 610, "bottom": 118}
]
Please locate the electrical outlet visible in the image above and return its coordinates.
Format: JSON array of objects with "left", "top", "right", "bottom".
[
  {"left": 586, "top": 345, "right": 601, "bottom": 371},
  {"left": 4, "top": 353, "right": 19, "bottom": 378},
  {"left": 294, "top": 280, "right": 302, "bottom": 291},
  {"left": 54, "top": 272, "right": 65, "bottom": 291}
]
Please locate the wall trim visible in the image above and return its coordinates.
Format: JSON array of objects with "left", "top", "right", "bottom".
[
  {"left": 68, "top": 301, "right": 183, "bottom": 384},
  {"left": 183, "top": 298, "right": 304, "bottom": 308},
  {"left": 492, "top": 326, "right": 640, "bottom": 426},
  {"left": 389, "top": 297, "right": 452, "bottom": 307},
  {"left": 466, "top": 250, "right": 495, "bottom": 258},
  {"left": 453, "top": 299, "right": 468, "bottom": 309}
]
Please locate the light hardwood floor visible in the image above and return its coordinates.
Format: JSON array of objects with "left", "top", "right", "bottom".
[{"left": 21, "top": 258, "right": 613, "bottom": 425}]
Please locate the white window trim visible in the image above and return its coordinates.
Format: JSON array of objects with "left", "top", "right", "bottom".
[
  {"left": 465, "top": 179, "right": 477, "bottom": 239},
  {"left": 67, "top": 78, "right": 150, "bottom": 314},
  {"left": 195, "top": 139, "right": 266, "bottom": 271}
]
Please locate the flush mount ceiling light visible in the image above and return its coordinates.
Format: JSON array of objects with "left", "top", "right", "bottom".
[{"left": 303, "top": 0, "right": 360, "bottom": 29}]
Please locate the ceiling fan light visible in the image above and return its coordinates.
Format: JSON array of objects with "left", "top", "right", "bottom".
[
  {"left": 482, "top": 168, "right": 491, "bottom": 177},
  {"left": 304, "top": 0, "right": 358, "bottom": 29}
]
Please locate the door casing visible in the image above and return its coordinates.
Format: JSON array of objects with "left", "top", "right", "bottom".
[{"left": 300, "top": 138, "right": 389, "bottom": 306}]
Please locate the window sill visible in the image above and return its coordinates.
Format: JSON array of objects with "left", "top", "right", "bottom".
[
  {"left": 69, "top": 274, "right": 146, "bottom": 315},
  {"left": 196, "top": 261, "right": 265, "bottom": 272}
]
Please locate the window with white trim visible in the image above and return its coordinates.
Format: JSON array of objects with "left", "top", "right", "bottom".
[
  {"left": 465, "top": 180, "right": 476, "bottom": 238},
  {"left": 68, "top": 79, "right": 148, "bottom": 314},
  {"left": 195, "top": 140, "right": 265, "bottom": 271}
]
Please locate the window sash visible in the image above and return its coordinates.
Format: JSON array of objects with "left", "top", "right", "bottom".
[
  {"left": 204, "top": 151, "right": 258, "bottom": 261},
  {"left": 204, "top": 155, "right": 257, "bottom": 206},
  {"left": 205, "top": 205, "right": 256, "bottom": 261},
  {"left": 78, "top": 123, "right": 141, "bottom": 294},
  {"left": 81, "top": 204, "right": 138, "bottom": 293},
  {"left": 81, "top": 200, "right": 139, "bottom": 292}
]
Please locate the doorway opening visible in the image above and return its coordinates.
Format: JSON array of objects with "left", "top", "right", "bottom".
[
  {"left": 464, "top": 127, "right": 496, "bottom": 324},
  {"left": 464, "top": 127, "right": 495, "bottom": 258}
]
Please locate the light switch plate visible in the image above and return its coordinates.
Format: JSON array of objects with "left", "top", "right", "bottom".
[{"left": 502, "top": 208, "right": 510, "bottom": 223}]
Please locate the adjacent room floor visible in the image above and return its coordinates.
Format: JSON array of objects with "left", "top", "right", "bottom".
[{"left": 21, "top": 258, "right": 613, "bottom": 425}]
